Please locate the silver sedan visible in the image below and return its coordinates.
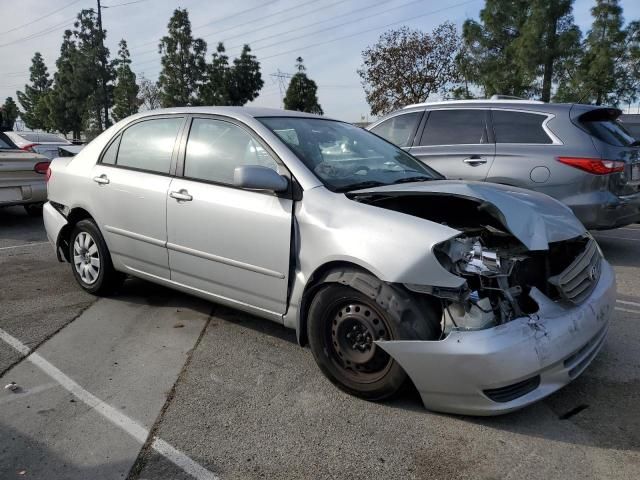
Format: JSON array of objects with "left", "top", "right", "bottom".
[{"left": 42, "top": 107, "right": 615, "bottom": 415}]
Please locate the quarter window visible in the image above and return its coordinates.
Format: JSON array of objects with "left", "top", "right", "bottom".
[
  {"left": 184, "top": 118, "right": 279, "bottom": 185},
  {"left": 101, "top": 136, "right": 120, "bottom": 165},
  {"left": 419, "top": 110, "right": 488, "bottom": 146},
  {"left": 369, "top": 112, "right": 422, "bottom": 147},
  {"left": 116, "top": 117, "right": 183, "bottom": 174},
  {"left": 492, "top": 110, "right": 553, "bottom": 144}
]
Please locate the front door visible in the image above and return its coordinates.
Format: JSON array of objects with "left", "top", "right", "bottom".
[
  {"left": 90, "top": 116, "right": 185, "bottom": 279},
  {"left": 409, "top": 109, "right": 495, "bottom": 181},
  {"left": 166, "top": 117, "right": 293, "bottom": 317}
]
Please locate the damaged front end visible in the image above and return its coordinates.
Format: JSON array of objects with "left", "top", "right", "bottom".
[
  {"left": 424, "top": 229, "right": 600, "bottom": 334},
  {"left": 349, "top": 185, "right": 616, "bottom": 415}
]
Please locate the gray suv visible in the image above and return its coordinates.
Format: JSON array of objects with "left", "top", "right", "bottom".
[{"left": 368, "top": 100, "right": 640, "bottom": 229}]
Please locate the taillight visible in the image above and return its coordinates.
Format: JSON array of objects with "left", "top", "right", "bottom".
[
  {"left": 21, "top": 143, "right": 38, "bottom": 153},
  {"left": 34, "top": 161, "right": 50, "bottom": 175},
  {"left": 557, "top": 157, "right": 625, "bottom": 175}
]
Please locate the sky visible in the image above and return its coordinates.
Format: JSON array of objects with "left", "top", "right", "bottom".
[{"left": 1, "top": 0, "right": 640, "bottom": 123}]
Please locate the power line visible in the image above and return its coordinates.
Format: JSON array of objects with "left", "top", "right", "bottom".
[
  {"left": 0, "top": 16, "right": 77, "bottom": 48},
  {"left": 259, "top": 0, "right": 479, "bottom": 61},
  {"left": 103, "top": 0, "right": 149, "bottom": 7},
  {"left": 0, "top": 0, "right": 82, "bottom": 36}
]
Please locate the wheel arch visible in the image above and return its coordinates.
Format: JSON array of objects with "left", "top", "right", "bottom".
[
  {"left": 297, "top": 261, "right": 377, "bottom": 347},
  {"left": 57, "top": 207, "right": 95, "bottom": 262}
]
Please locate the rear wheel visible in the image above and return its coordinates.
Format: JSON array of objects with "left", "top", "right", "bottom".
[
  {"left": 308, "top": 280, "right": 440, "bottom": 401},
  {"left": 69, "top": 219, "right": 124, "bottom": 295}
]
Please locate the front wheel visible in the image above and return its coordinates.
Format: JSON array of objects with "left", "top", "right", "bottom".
[
  {"left": 69, "top": 219, "right": 124, "bottom": 295},
  {"left": 308, "top": 282, "right": 438, "bottom": 401}
]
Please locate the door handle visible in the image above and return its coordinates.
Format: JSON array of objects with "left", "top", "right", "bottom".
[
  {"left": 463, "top": 156, "right": 487, "bottom": 166},
  {"left": 93, "top": 174, "right": 110, "bottom": 185},
  {"left": 169, "top": 189, "right": 193, "bottom": 202}
]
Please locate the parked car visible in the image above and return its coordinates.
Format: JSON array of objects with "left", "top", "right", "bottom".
[
  {"left": 0, "top": 132, "right": 50, "bottom": 215},
  {"left": 57, "top": 144, "right": 85, "bottom": 157},
  {"left": 368, "top": 99, "right": 640, "bottom": 230},
  {"left": 4, "top": 131, "right": 73, "bottom": 159},
  {"left": 43, "top": 107, "right": 614, "bottom": 415},
  {"left": 620, "top": 113, "right": 640, "bottom": 140}
]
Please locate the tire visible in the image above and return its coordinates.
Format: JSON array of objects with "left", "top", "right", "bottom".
[
  {"left": 307, "top": 278, "right": 440, "bottom": 401},
  {"left": 24, "top": 203, "right": 43, "bottom": 217},
  {"left": 69, "top": 219, "right": 124, "bottom": 295}
]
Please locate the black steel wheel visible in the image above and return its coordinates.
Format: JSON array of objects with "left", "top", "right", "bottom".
[{"left": 308, "top": 284, "right": 409, "bottom": 400}]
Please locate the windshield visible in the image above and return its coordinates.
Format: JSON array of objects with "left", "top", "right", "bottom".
[{"left": 258, "top": 117, "right": 442, "bottom": 192}]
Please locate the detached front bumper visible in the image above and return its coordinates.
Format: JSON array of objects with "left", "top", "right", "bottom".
[{"left": 378, "top": 261, "right": 616, "bottom": 416}]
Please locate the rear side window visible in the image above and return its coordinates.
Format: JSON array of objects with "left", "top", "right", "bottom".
[
  {"left": 492, "top": 110, "right": 553, "bottom": 144},
  {"left": 419, "top": 109, "right": 488, "bottom": 146},
  {"left": 101, "top": 136, "right": 120, "bottom": 165},
  {"left": 184, "top": 118, "right": 279, "bottom": 185},
  {"left": 370, "top": 112, "right": 422, "bottom": 147},
  {"left": 116, "top": 117, "right": 183, "bottom": 174},
  {"left": 582, "top": 118, "right": 637, "bottom": 147},
  {"left": 0, "top": 133, "right": 13, "bottom": 149}
]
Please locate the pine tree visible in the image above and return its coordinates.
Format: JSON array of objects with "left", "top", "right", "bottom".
[
  {"left": 1, "top": 97, "right": 19, "bottom": 131},
  {"left": 46, "top": 30, "right": 85, "bottom": 140},
  {"left": 227, "top": 45, "right": 263, "bottom": 106},
  {"left": 462, "top": 0, "right": 535, "bottom": 97},
  {"left": 200, "top": 42, "right": 230, "bottom": 105},
  {"left": 556, "top": 0, "right": 630, "bottom": 105},
  {"left": 16, "top": 52, "right": 52, "bottom": 130},
  {"left": 158, "top": 8, "right": 206, "bottom": 107},
  {"left": 515, "top": 0, "right": 580, "bottom": 102},
  {"left": 283, "top": 57, "right": 323, "bottom": 114},
  {"left": 112, "top": 40, "right": 139, "bottom": 121}
]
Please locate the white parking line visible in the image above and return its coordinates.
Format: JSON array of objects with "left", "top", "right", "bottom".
[
  {"left": 0, "top": 382, "right": 58, "bottom": 405},
  {"left": 0, "top": 327, "right": 219, "bottom": 480},
  {"left": 0, "top": 241, "right": 49, "bottom": 251},
  {"left": 615, "top": 307, "right": 640, "bottom": 315},
  {"left": 617, "top": 299, "right": 640, "bottom": 308}
]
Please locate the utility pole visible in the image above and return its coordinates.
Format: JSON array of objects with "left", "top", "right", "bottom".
[
  {"left": 96, "top": 0, "right": 110, "bottom": 129},
  {"left": 270, "top": 70, "right": 293, "bottom": 108}
]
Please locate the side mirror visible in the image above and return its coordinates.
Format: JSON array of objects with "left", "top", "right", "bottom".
[{"left": 233, "top": 165, "right": 288, "bottom": 192}]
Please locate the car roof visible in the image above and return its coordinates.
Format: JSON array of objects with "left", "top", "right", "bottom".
[{"left": 131, "top": 106, "right": 338, "bottom": 122}]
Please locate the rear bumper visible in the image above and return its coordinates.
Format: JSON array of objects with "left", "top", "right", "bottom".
[
  {"left": 42, "top": 202, "right": 69, "bottom": 261},
  {"left": 377, "top": 261, "right": 616, "bottom": 416},
  {"left": 568, "top": 190, "right": 640, "bottom": 229},
  {"left": 0, "top": 181, "right": 47, "bottom": 207}
]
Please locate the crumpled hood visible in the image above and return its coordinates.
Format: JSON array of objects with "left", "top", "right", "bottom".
[{"left": 351, "top": 180, "right": 586, "bottom": 250}]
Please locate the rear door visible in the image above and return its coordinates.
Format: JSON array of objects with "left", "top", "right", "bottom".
[
  {"left": 408, "top": 108, "right": 495, "bottom": 181},
  {"left": 166, "top": 116, "right": 293, "bottom": 318},
  {"left": 89, "top": 115, "right": 185, "bottom": 279}
]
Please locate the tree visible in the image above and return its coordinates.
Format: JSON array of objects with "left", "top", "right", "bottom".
[
  {"left": 200, "top": 42, "right": 231, "bottom": 105},
  {"left": 16, "top": 52, "right": 53, "bottom": 130},
  {"left": 74, "top": 8, "right": 114, "bottom": 131},
  {"left": 556, "top": 0, "right": 632, "bottom": 105},
  {"left": 514, "top": 0, "right": 581, "bottom": 102},
  {"left": 227, "top": 45, "right": 263, "bottom": 105},
  {"left": 46, "top": 30, "right": 85, "bottom": 139},
  {"left": 359, "top": 23, "right": 460, "bottom": 115},
  {"left": 1, "top": 97, "right": 19, "bottom": 131},
  {"left": 284, "top": 57, "right": 323, "bottom": 114},
  {"left": 112, "top": 40, "right": 139, "bottom": 121},
  {"left": 158, "top": 8, "right": 206, "bottom": 107},
  {"left": 137, "top": 75, "right": 161, "bottom": 111}
]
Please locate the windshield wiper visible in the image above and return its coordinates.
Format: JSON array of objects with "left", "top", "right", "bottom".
[
  {"left": 391, "top": 176, "right": 433, "bottom": 184},
  {"left": 335, "top": 180, "right": 386, "bottom": 192}
]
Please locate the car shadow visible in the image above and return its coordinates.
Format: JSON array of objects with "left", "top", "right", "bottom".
[{"left": 0, "top": 206, "right": 46, "bottom": 242}]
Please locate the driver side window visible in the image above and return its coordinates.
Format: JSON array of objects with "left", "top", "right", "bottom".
[{"left": 184, "top": 118, "right": 279, "bottom": 185}]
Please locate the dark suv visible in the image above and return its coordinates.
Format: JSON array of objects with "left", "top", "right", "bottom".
[{"left": 368, "top": 99, "right": 640, "bottom": 229}]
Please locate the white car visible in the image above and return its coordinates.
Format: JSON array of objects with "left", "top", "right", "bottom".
[
  {"left": 5, "top": 131, "right": 73, "bottom": 159},
  {"left": 43, "top": 107, "right": 615, "bottom": 415}
]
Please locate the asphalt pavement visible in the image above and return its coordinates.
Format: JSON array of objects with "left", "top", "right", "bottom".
[{"left": 1, "top": 206, "right": 639, "bottom": 480}]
